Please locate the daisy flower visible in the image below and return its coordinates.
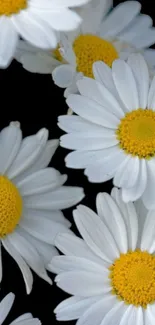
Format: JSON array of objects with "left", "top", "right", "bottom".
[
  {"left": 14, "top": 0, "right": 113, "bottom": 98},
  {"left": 50, "top": 187, "right": 155, "bottom": 325},
  {"left": 59, "top": 53, "right": 155, "bottom": 209},
  {"left": 0, "top": 0, "right": 90, "bottom": 68},
  {"left": 0, "top": 121, "right": 84, "bottom": 294},
  {"left": 52, "top": 0, "right": 155, "bottom": 97},
  {"left": 0, "top": 292, "right": 40, "bottom": 325}
]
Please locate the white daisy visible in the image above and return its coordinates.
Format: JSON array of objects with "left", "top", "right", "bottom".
[
  {"left": 0, "top": 121, "right": 84, "bottom": 294},
  {"left": 58, "top": 53, "right": 155, "bottom": 209},
  {"left": 49, "top": 187, "right": 155, "bottom": 325},
  {"left": 14, "top": 0, "right": 107, "bottom": 97},
  {"left": 52, "top": 0, "right": 155, "bottom": 97},
  {"left": 0, "top": 0, "right": 90, "bottom": 68},
  {"left": 0, "top": 292, "right": 41, "bottom": 325}
]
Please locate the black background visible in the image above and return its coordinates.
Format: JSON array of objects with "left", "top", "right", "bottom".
[{"left": 0, "top": 0, "right": 154, "bottom": 324}]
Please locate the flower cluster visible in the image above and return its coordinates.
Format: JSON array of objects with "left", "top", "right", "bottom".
[{"left": 1, "top": 0, "right": 155, "bottom": 325}]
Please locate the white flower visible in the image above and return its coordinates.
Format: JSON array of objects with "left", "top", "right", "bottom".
[
  {"left": 52, "top": 0, "right": 155, "bottom": 97},
  {"left": 49, "top": 187, "right": 155, "bottom": 325},
  {"left": 0, "top": 292, "right": 41, "bottom": 325},
  {"left": 58, "top": 53, "right": 155, "bottom": 209},
  {"left": 15, "top": 0, "right": 113, "bottom": 97},
  {"left": 0, "top": 0, "right": 90, "bottom": 68},
  {"left": 0, "top": 121, "right": 84, "bottom": 294}
]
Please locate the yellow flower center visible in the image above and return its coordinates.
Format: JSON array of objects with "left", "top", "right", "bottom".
[
  {"left": 116, "top": 109, "right": 155, "bottom": 159},
  {"left": 53, "top": 34, "right": 119, "bottom": 77},
  {"left": 110, "top": 250, "right": 155, "bottom": 308},
  {"left": 0, "top": 176, "right": 22, "bottom": 237},
  {"left": 73, "top": 34, "right": 119, "bottom": 78},
  {"left": 0, "top": 0, "right": 27, "bottom": 16}
]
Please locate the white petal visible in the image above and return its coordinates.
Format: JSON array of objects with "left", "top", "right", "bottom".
[
  {"left": 79, "top": 0, "right": 112, "bottom": 34},
  {"left": 54, "top": 296, "right": 100, "bottom": 321},
  {"left": 28, "top": 139, "right": 58, "bottom": 168},
  {"left": 64, "top": 73, "right": 82, "bottom": 98},
  {"left": 112, "top": 59, "right": 139, "bottom": 111},
  {"left": 96, "top": 193, "right": 128, "bottom": 253},
  {"left": 21, "top": 52, "right": 60, "bottom": 74},
  {"left": 0, "top": 293, "right": 15, "bottom": 325},
  {"left": 59, "top": 34, "right": 76, "bottom": 66},
  {"left": 85, "top": 147, "right": 127, "bottom": 183},
  {"left": 11, "top": 11, "right": 58, "bottom": 49},
  {"left": 118, "top": 14, "right": 153, "bottom": 43},
  {"left": 93, "top": 61, "right": 115, "bottom": 93},
  {"left": 0, "top": 123, "right": 22, "bottom": 175},
  {"left": 66, "top": 147, "right": 125, "bottom": 171},
  {"left": 52, "top": 0, "right": 90, "bottom": 7},
  {"left": 77, "top": 295, "right": 118, "bottom": 325},
  {"left": 134, "top": 199, "right": 148, "bottom": 247},
  {"left": 7, "top": 128, "right": 48, "bottom": 180},
  {"left": 148, "top": 76, "right": 155, "bottom": 110},
  {"left": 24, "top": 207, "right": 71, "bottom": 227},
  {"left": 52, "top": 65, "right": 76, "bottom": 88},
  {"left": 100, "top": 1, "right": 141, "bottom": 38},
  {"left": 31, "top": 0, "right": 89, "bottom": 9},
  {"left": 24, "top": 206, "right": 70, "bottom": 227},
  {"left": 146, "top": 305, "right": 155, "bottom": 324},
  {"left": 10, "top": 313, "right": 33, "bottom": 325},
  {"left": 49, "top": 256, "right": 106, "bottom": 274},
  {"left": 93, "top": 61, "right": 128, "bottom": 114},
  {"left": 65, "top": 150, "right": 98, "bottom": 169},
  {"left": 60, "top": 132, "right": 117, "bottom": 150},
  {"left": 114, "top": 156, "right": 139, "bottom": 189},
  {"left": 18, "top": 227, "right": 59, "bottom": 269},
  {"left": 11, "top": 319, "right": 41, "bottom": 325},
  {"left": 20, "top": 214, "right": 70, "bottom": 245},
  {"left": 55, "top": 232, "right": 107, "bottom": 267},
  {"left": 24, "top": 186, "right": 84, "bottom": 210},
  {"left": 119, "top": 305, "right": 133, "bottom": 325},
  {"left": 40, "top": 9, "right": 82, "bottom": 31},
  {"left": 124, "top": 203, "right": 139, "bottom": 250},
  {"left": 13, "top": 139, "right": 59, "bottom": 183},
  {"left": 55, "top": 271, "right": 110, "bottom": 296},
  {"left": 2, "top": 238, "right": 33, "bottom": 294},
  {"left": 101, "top": 301, "right": 126, "bottom": 325},
  {"left": 143, "top": 49, "right": 155, "bottom": 68},
  {"left": 120, "top": 306, "right": 143, "bottom": 325},
  {"left": 142, "top": 159, "right": 155, "bottom": 209},
  {"left": 0, "top": 244, "right": 2, "bottom": 283},
  {"left": 131, "top": 28, "right": 155, "bottom": 49},
  {"left": 111, "top": 188, "right": 138, "bottom": 251},
  {"left": 85, "top": 164, "right": 115, "bottom": 183},
  {"left": 122, "top": 159, "right": 147, "bottom": 202},
  {"left": 0, "top": 17, "right": 18, "bottom": 68},
  {"left": 77, "top": 78, "right": 124, "bottom": 118},
  {"left": 17, "top": 168, "right": 67, "bottom": 196},
  {"left": 15, "top": 39, "right": 40, "bottom": 54},
  {"left": 127, "top": 54, "right": 149, "bottom": 109},
  {"left": 29, "top": 0, "right": 62, "bottom": 9},
  {"left": 66, "top": 94, "right": 120, "bottom": 128},
  {"left": 58, "top": 115, "right": 105, "bottom": 133},
  {"left": 73, "top": 205, "right": 119, "bottom": 263},
  {"left": 140, "top": 210, "right": 155, "bottom": 253},
  {"left": 8, "top": 230, "right": 52, "bottom": 284}
]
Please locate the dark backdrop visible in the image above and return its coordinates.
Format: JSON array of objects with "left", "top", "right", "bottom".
[{"left": 0, "top": 0, "right": 154, "bottom": 324}]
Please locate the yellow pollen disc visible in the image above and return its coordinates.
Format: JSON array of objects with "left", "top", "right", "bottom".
[
  {"left": 73, "top": 34, "right": 119, "bottom": 78},
  {"left": 0, "top": 0, "right": 27, "bottom": 16},
  {"left": 0, "top": 176, "right": 22, "bottom": 237},
  {"left": 116, "top": 108, "right": 155, "bottom": 159},
  {"left": 110, "top": 250, "right": 155, "bottom": 308}
]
